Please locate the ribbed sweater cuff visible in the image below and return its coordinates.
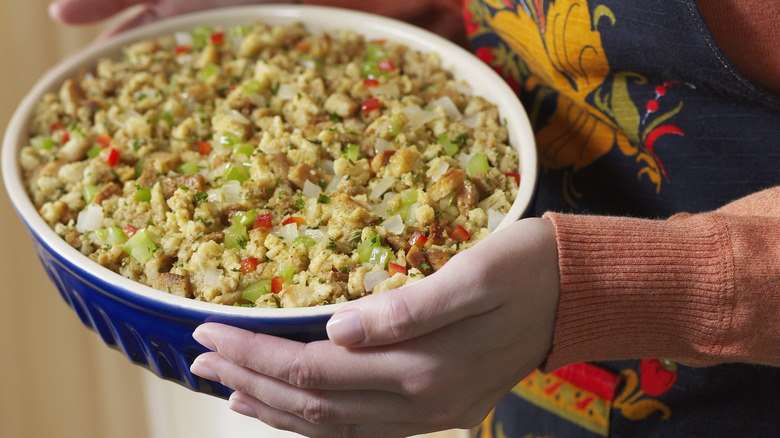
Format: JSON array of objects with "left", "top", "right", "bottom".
[{"left": 541, "top": 212, "right": 735, "bottom": 371}]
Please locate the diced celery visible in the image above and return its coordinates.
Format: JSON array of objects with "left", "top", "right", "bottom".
[
  {"left": 199, "top": 63, "right": 220, "bottom": 81},
  {"left": 98, "top": 226, "right": 128, "bottom": 245},
  {"left": 224, "top": 223, "right": 249, "bottom": 249},
  {"left": 177, "top": 162, "right": 200, "bottom": 175},
  {"left": 31, "top": 136, "right": 54, "bottom": 151},
  {"left": 83, "top": 185, "right": 99, "bottom": 203},
  {"left": 356, "top": 234, "right": 391, "bottom": 266},
  {"left": 242, "top": 279, "right": 271, "bottom": 302},
  {"left": 219, "top": 133, "right": 240, "bottom": 147},
  {"left": 124, "top": 229, "right": 157, "bottom": 264},
  {"left": 368, "top": 245, "right": 391, "bottom": 266},
  {"left": 230, "top": 25, "right": 249, "bottom": 38},
  {"left": 361, "top": 44, "right": 390, "bottom": 79},
  {"left": 300, "top": 53, "right": 325, "bottom": 72},
  {"left": 365, "top": 44, "right": 389, "bottom": 62},
  {"left": 343, "top": 143, "right": 361, "bottom": 163},
  {"left": 395, "top": 189, "right": 418, "bottom": 221},
  {"left": 276, "top": 262, "right": 295, "bottom": 281},
  {"left": 231, "top": 209, "right": 258, "bottom": 227},
  {"left": 135, "top": 187, "right": 151, "bottom": 203},
  {"left": 361, "top": 62, "right": 383, "bottom": 79},
  {"left": 134, "top": 159, "right": 146, "bottom": 178},
  {"left": 242, "top": 79, "right": 264, "bottom": 95},
  {"left": 437, "top": 134, "right": 459, "bottom": 156},
  {"left": 87, "top": 146, "right": 103, "bottom": 159},
  {"left": 356, "top": 235, "right": 376, "bottom": 262},
  {"left": 192, "top": 25, "right": 213, "bottom": 49},
  {"left": 387, "top": 115, "right": 405, "bottom": 137},
  {"left": 225, "top": 162, "right": 250, "bottom": 183},
  {"left": 467, "top": 153, "right": 490, "bottom": 177},
  {"left": 292, "top": 236, "right": 316, "bottom": 249},
  {"left": 232, "top": 142, "right": 254, "bottom": 156}
]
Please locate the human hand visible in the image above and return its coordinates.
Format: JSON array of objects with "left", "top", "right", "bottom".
[
  {"left": 189, "top": 217, "right": 560, "bottom": 437},
  {"left": 49, "top": 0, "right": 296, "bottom": 38}
]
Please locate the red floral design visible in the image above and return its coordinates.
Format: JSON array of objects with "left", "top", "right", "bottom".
[{"left": 639, "top": 358, "right": 678, "bottom": 397}]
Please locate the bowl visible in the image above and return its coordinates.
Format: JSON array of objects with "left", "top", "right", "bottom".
[{"left": 2, "top": 5, "right": 537, "bottom": 398}]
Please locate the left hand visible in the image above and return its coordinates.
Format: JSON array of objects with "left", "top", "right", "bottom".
[{"left": 190, "top": 218, "right": 560, "bottom": 437}]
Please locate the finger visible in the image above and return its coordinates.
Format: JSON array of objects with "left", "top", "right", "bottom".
[
  {"left": 49, "top": 0, "right": 147, "bottom": 24},
  {"left": 94, "top": 7, "right": 159, "bottom": 40},
  {"left": 193, "top": 323, "right": 405, "bottom": 391},
  {"left": 192, "top": 352, "right": 419, "bottom": 425},
  {"left": 327, "top": 249, "right": 499, "bottom": 348},
  {"left": 229, "top": 390, "right": 435, "bottom": 438}
]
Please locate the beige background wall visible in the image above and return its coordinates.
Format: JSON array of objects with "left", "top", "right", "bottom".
[
  {"left": 0, "top": 3, "right": 150, "bottom": 438},
  {"left": 0, "top": 2, "right": 465, "bottom": 438}
]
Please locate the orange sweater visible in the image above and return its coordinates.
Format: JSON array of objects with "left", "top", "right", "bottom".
[{"left": 544, "top": 186, "right": 780, "bottom": 370}]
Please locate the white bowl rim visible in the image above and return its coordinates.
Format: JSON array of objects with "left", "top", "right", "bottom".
[{"left": 2, "top": 4, "right": 537, "bottom": 319}]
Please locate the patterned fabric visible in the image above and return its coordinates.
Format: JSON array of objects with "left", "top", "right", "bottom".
[{"left": 464, "top": 0, "right": 780, "bottom": 436}]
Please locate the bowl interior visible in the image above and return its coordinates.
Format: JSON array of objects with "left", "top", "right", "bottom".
[{"left": 2, "top": 4, "right": 537, "bottom": 320}]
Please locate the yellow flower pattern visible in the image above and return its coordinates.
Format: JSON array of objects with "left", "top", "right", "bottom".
[{"left": 466, "top": 0, "right": 681, "bottom": 206}]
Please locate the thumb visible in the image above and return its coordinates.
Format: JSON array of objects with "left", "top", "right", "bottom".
[{"left": 326, "top": 253, "right": 493, "bottom": 347}]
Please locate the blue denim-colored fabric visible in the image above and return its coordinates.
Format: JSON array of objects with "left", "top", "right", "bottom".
[{"left": 467, "top": 0, "right": 780, "bottom": 436}]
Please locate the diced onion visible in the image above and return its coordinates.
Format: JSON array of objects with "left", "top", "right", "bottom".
[
  {"left": 363, "top": 269, "right": 390, "bottom": 292},
  {"left": 374, "top": 137, "right": 394, "bottom": 153},
  {"left": 226, "top": 109, "right": 250, "bottom": 125},
  {"left": 462, "top": 113, "right": 480, "bottom": 129},
  {"left": 203, "top": 267, "right": 221, "bottom": 286},
  {"left": 76, "top": 204, "right": 104, "bottom": 233},
  {"left": 277, "top": 83, "right": 301, "bottom": 100},
  {"left": 207, "top": 187, "right": 223, "bottom": 203},
  {"left": 435, "top": 96, "right": 461, "bottom": 120},
  {"left": 454, "top": 83, "right": 473, "bottom": 95},
  {"left": 401, "top": 105, "right": 438, "bottom": 130},
  {"left": 249, "top": 93, "right": 267, "bottom": 108},
  {"left": 174, "top": 32, "right": 193, "bottom": 47},
  {"left": 319, "top": 159, "right": 334, "bottom": 175},
  {"left": 221, "top": 180, "right": 241, "bottom": 203},
  {"left": 282, "top": 223, "right": 299, "bottom": 241},
  {"left": 300, "top": 59, "right": 317, "bottom": 71},
  {"left": 370, "top": 176, "right": 395, "bottom": 199},
  {"left": 370, "top": 83, "right": 400, "bottom": 97},
  {"left": 302, "top": 180, "right": 322, "bottom": 198},
  {"left": 176, "top": 54, "right": 193, "bottom": 65},
  {"left": 304, "top": 227, "right": 330, "bottom": 246},
  {"left": 487, "top": 209, "right": 507, "bottom": 232},
  {"left": 404, "top": 203, "right": 419, "bottom": 226},
  {"left": 429, "top": 160, "right": 450, "bottom": 182},
  {"left": 325, "top": 175, "right": 342, "bottom": 193},
  {"left": 459, "top": 153, "right": 473, "bottom": 172},
  {"left": 383, "top": 214, "right": 405, "bottom": 235}
]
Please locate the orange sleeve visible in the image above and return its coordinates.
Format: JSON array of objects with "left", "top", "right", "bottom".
[
  {"left": 541, "top": 186, "right": 780, "bottom": 371},
  {"left": 299, "top": 0, "right": 467, "bottom": 46}
]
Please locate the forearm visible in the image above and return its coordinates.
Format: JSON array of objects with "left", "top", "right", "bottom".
[{"left": 542, "top": 186, "right": 780, "bottom": 370}]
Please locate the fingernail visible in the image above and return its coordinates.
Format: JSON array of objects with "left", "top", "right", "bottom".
[
  {"left": 193, "top": 327, "right": 217, "bottom": 351},
  {"left": 326, "top": 310, "right": 365, "bottom": 346},
  {"left": 190, "top": 357, "right": 220, "bottom": 382},
  {"left": 229, "top": 396, "right": 257, "bottom": 418}
]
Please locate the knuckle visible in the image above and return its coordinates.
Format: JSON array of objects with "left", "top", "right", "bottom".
[
  {"left": 300, "top": 394, "right": 333, "bottom": 424},
  {"left": 287, "top": 353, "right": 320, "bottom": 389},
  {"left": 384, "top": 296, "right": 415, "bottom": 340}
]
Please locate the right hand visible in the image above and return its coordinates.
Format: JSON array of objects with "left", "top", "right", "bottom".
[{"left": 49, "top": 0, "right": 296, "bottom": 38}]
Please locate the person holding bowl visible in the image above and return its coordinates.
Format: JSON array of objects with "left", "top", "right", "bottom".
[{"left": 49, "top": 0, "right": 780, "bottom": 437}]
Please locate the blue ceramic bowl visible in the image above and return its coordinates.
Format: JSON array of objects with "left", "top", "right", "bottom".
[{"left": 2, "top": 5, "right": 537, "bottom": 399}]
